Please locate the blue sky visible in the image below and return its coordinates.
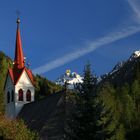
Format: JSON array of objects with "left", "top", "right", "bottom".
[{"left": 0, "top": 0, "right": 140, "bottom": 80}]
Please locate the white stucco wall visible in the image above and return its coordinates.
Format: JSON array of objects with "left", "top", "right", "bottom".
[
  {"left": 5, "top": 74, "right": 15, "bottom": 119},
  {"left": 15, "top": 70, "right": 35, "bottom": 117},
  {"left": 5, "top": 70, "right": 35, "bottom": 119}
]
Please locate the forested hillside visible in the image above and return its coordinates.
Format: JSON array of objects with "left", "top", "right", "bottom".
[
  {"left": 35, "top": 74, "right": 62, "bottom": 100},
  {"left": 97, "top": 57, "right": 140, "bottom": 140},
  {"left": 101, "top": 56, "right": 140, "bottom": 87},
  {"left": 65, "top": 59, "right": 140, "bottom": 140}
]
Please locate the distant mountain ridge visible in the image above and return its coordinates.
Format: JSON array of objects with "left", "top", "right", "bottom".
[
  {"left": 129, "top": 50, "right": 140, "bottom": 60},
  {"left": 101, "top": 50, "right": 140, "bottom": 86},
  {"left": 56, "top": 50, "right": 140, "bottom": 88},
  {"left": 55, "top": 69, "right": 83, "bottom": 89}
]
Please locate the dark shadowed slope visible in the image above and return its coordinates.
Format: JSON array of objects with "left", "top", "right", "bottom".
[
  {"left": 18, "top": 91, "right": 65, "bottom": 140},
  {"left": 101, "top": 57, "right": 140, "bottom": 87}
]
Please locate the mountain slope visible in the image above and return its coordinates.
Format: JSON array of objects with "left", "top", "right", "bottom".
[
  {"left": 19, "top": 91, "right": 65, "bottom": 139},
  {"left": 101, "top": 51, "right": 140, "bottom": 87},
  {"left": 97, "top": 51, "right": 140, "bottom": 140}
]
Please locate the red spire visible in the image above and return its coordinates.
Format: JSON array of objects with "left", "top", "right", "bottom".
[
  {"left": 6, "top": 18, "right": 34, "bottom": 86},
  {"left": 14, "top": 18, "right": 25, "bottom": 69}
]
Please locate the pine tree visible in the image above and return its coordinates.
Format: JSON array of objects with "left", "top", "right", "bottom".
[
  {"left": 76, "top": 63, "right": 97, "bottom": 98},
  {"left": 65, "top": 63, "right": 97, "bottom": 140},
  {"left": 65, "top": 64, "right": 122, "bottom": 140}
]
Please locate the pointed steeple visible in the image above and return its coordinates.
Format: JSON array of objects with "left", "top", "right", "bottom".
[{"left": 14, "top": 18, "right": 25, "bottom": 69}]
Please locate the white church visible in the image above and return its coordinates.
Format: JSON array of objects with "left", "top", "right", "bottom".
[{"left": 4, "top": 18, "right": 35, "bottom": 119}]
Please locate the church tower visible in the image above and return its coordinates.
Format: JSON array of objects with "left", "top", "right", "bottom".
[{"left": 4, "top": 18, "right": 35, "bottom": 119}]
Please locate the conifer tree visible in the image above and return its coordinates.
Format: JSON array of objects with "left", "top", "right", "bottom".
[
  {"left": 65, "top": 64, "right": 122, "bottom": 140},
  {"left": 65, "top": 63, "right": 97, "bottom": 140}
]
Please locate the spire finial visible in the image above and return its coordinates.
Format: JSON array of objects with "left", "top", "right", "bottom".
[
  {"left": 16, "top": 10, "right": 20, "bottom": 25},
  {"left": 17, "top": 18, "right": 20, "bottom": 24}
]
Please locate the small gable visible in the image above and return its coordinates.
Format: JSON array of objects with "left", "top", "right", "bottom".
[
  {"left": 8, "top": 67, "right": 34, "bottom": 86},
  {"left": 16, "top": 69, "right": 34, "bottom": 87}
]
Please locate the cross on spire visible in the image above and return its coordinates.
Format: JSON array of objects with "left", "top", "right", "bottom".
[{"left": 16, "top": 10, "right": 20, "bottom": 18}]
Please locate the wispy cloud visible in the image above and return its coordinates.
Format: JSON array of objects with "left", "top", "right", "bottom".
[
  {"left": 33, "top": 0, "right": 140, "bottom": 74},
  {"left": 127, "top": 0, "right": 140, "bottom": 22},
  {"left": 33, "top": 25, "right": 140, "bottom": 74}
]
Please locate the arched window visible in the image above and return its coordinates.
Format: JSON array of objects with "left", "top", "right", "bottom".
[
  {"left": 26, "top": 90, "right": 31, "bottom": 101},
  {"left": 7, "top": 91, "right": 10, "bottom": 103},
  {"left": 11, "top": 90, "right": 14, "bottom": 102},
  {"left": 18, "top": 89, "right": 23, "bottom": 101}
]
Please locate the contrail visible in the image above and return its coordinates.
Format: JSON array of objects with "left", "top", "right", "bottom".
[
  {"left": 33, "top": 0, "right": 140, "bottom": 74},
  {"left": 33, "top": 25, "right": 140, "bottom": 74},
  {"left": 127, "top": 0, "right": 140, "bottom": 21}
]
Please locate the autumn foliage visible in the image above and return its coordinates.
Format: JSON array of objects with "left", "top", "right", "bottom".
[{"left": 0, "top": 113, "right": 38, "bottom": 140}]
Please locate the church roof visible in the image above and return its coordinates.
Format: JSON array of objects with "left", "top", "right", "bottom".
[{"left": 8, "top": 67, "right": 34, "bottom": 85}]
